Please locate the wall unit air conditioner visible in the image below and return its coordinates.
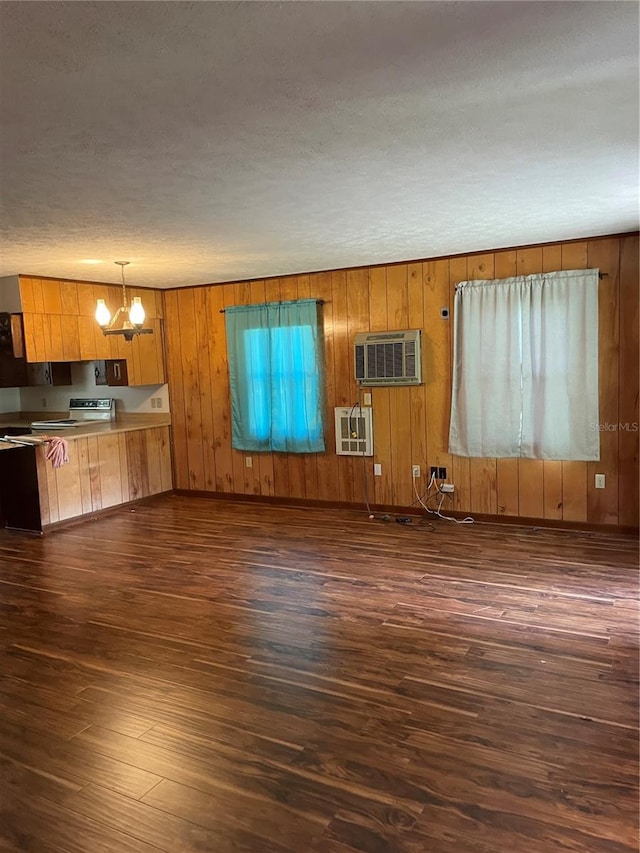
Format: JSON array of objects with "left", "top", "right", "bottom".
[
  {"left": 334, "top": 406, "right": 373, "bottom": 456},
  {"left": 354, "top": 329, "right": 422, "bottom": 386}
]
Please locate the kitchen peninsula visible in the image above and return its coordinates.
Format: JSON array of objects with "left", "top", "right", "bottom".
[{"left": 0, "top": 413, "right": 172, "bottom": 532}]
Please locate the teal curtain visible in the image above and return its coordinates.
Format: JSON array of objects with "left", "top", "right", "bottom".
[{"left": 225, "top": 299, "right": 325, "bottom": 453}]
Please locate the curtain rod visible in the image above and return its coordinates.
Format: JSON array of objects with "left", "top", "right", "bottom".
[{"left": 219, "top": 299, "right": 326, "bottom": 313}]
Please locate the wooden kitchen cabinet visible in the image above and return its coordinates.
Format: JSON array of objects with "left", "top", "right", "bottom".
[
  {"left": 19, "top": 276, "right": 166, "bottom": 384},
  {"left": 126, "top": 318, "right": 165, "bottom": 385},
  {"left": 22, "top": 313, "right": 81, "bottom": 363},
  {"left": 94, "top": 359, "right": 129, "bottom": 386},
  {"left": 26, "top": 361, "right": 73, "bottom": 387},
  {"left": 34, "top": 425, "right": 173, "bottom": 527}
]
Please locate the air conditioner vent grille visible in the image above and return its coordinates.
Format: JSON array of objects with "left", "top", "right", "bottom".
[{"left": 354, "top": 330, "right": 422, "bottom": 386}]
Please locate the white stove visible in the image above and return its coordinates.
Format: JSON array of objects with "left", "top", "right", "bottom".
[{"left": 31, "top": 398, "right": 115, "bottom": 429}]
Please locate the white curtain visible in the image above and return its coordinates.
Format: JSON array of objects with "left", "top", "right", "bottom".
[{"left": 448, "top": 269, "right": 600, "bottom": 461}]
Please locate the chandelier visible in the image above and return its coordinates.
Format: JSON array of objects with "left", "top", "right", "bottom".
[{"left": 95, "top": 261, "right": 153, "bottom": 341}]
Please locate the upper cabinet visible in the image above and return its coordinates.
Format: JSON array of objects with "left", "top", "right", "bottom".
[{"left": 19, "top": 277, "right": 166, "bottom": 385}]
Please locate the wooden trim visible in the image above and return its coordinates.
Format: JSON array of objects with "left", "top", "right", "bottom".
[
  {"left": 173, "top": 490, "right": 638, "bottom": 535},
  {"left": 163, "top": 231, "right": 640, "bottom": 293}
]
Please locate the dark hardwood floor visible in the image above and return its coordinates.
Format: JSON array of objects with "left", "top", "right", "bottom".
[{"left": 0, "top": 495, "right": 638, "bottom": 853}]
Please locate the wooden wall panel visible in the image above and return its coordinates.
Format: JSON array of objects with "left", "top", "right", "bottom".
[
  {"left": 164, "top": 290, "right": 188, "bottom": 490},
  {"left": 164, "top": 234, "right": 639, "bottom": 528},
  {"left": 227, "top": 282, "right": 252, "bottom": 497},
  {"left": 408, "top": 262, "right": 427, "bottom": 504},
  {"left": 345, "top": 267, "right": 371, "bottom": 508},
  {"left": 423, "top": 259, "right": 451, "bottom": 477},
  {"left": 586, "top": 238, "right": 620, "bottom": 525},
  {"left": 368, "top": 266, "right": 393, "bottom": 506},
  {"left": 207, "top": 285, "right": 234, "bottom": 493},
  {"left": 193, "top": 287, "right": 216, "bottom": 492},
  {"left": 618, "top": 235, "right": 640, "bottom": 527},
  {"left": 314, "top": 271, "right": 340, "bottom": 502},
  {"left": 387, "top": 264, "right": 413, "bottom": 506},
  {"left": 330, "top": 271, "right": 351, "bottom": 504},
  {"left": 178, "top": 289, "right": 205, "bottom": 490}
]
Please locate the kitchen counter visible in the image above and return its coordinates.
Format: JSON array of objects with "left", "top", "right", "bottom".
[
  {"left": 0, "top": 413, "right": 173, "bottom": 531},
  {"left": 0, "top": 413, "right": 171, "bottom": 450}
]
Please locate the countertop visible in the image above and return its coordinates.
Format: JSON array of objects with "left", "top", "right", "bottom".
[{"left": 0, "top": 413, "right": 171, "bottom": 451}]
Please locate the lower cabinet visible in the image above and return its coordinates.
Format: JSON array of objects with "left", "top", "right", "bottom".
[{"left": 35, "top": 425, "right": 172, "bottom": 527}]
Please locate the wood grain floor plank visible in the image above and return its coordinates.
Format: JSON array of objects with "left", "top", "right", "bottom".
[{"left": 0, "top": 494, "right": 637, "bottom": 852}]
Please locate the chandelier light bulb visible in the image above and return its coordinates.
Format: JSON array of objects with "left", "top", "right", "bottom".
[
  {"left": 129, "top": 297, "right": 145, "bottom": 327},
  {"left": 95, "top": 299, "right": 111, "bottom": 327}
]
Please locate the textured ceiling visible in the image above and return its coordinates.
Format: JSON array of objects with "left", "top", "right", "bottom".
[{"left": 0, "top": 1, "right": 638, "bottom": 289}]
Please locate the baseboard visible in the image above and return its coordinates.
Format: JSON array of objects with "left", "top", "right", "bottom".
[
  {"left": 172, "top": 489, "right": 639, "bottom": 535},
  {"left": 39, "top": 490, "right": 175, "bottom": 534}
]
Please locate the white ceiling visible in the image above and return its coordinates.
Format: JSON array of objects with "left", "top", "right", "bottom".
[{"left": 0, "top": 1, "right": 638, "bottom": 289}]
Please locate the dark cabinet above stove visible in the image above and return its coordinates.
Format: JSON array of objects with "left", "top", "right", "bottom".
[
  {"left": 94, "top": 359, "right": 129, "bottom": 387},
  {"left": 26, "top": 361, "right": 73, "bottom": 387}
]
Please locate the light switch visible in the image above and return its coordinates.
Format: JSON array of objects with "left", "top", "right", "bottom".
[
  {"left": 595, "top": 474, "right": 605, "bottom": 489},
  {"left": 245, "top": 456, "right": 253, "bottom": 468},
  {"left": 374, "top": 463, "right": 382, "bottom": 476},
  {"left": 364, "top": 392, "right": 372, "bottom": 406}
]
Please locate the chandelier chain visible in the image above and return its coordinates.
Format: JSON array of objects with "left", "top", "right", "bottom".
[{"left": 115, "top": 261, "right": 130, "bottom": 310}]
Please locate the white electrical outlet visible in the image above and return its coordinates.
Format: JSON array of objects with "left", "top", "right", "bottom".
[
  {"left": 374, "top": 463, "right": 382, "bottom": 476},
  {"left": 412, "top": 465, "right": 420, "bottom": 478},
  {"left": 440, "top": 483, "right": 455, "bottom": 493},
  {"left": 595, "top": 474, "right": 605, "bottom": 489},
  {"left": 245, "top": 456, "right": 253, "bottom": 468}
]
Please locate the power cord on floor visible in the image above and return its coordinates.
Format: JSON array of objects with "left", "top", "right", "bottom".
[{"left": 413, "top": 472, "right": 474, "bottom": 524}]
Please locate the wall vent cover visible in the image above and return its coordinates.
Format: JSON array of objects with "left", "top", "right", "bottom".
[
  {"left": 334, "top": 406, "right": 373, "bottom": 456},
  {"left": 354, "top": 329, "right": 422, "bottom": 386}
]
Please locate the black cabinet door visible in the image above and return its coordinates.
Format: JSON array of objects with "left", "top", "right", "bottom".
[
  {"left": 0, "top": 446, "right": 42, "bottom": 532},
  {"left": 0, "top": 353, "right": 27, "bottom": 387}
]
